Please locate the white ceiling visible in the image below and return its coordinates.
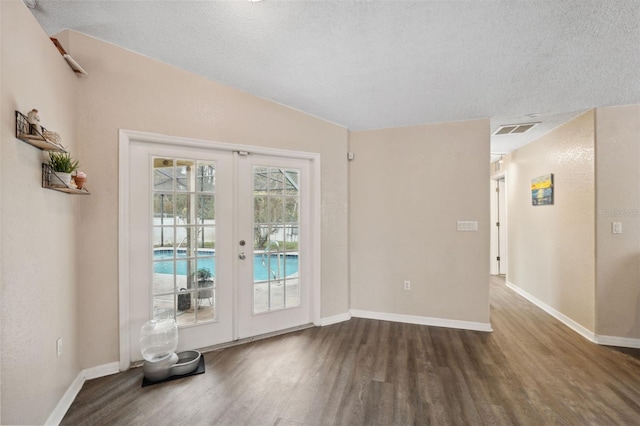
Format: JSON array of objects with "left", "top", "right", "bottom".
[{"left": 28, "top": 0, "right": 640, "bottom": 159}]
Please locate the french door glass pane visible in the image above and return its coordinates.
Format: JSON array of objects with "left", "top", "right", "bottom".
[
  {"left": 153, "top": 158, "right": 175, "bottom": 190},
  {"left": 284, "top": 198, "right": 298, "bottom": 222},
  {"left": 198, "top": 195, "right": 215, "bottom": 220},
  {"left": 284, "top": 169, "right": 299, "bottom": 196},
  {"left": 270, "top": 198, "right": 284, "bottom": 222},
  {"left": 153, "top": 294, "right": 175, "bottom": 320},
  {"left": 153, "top": 260, "right": 174, "bottom": 294},
  {"left": 197, "top": 161, "right": 216, "bottom": 193},
  {"left": 252, "top": 166, "right": 301, "bottom": 314},
  {"left": 153, "top": 193, "right": 174, "bottom": 218},
  {"left": 175, "top": 160, "right": 196, "bottom": 192},
  {"left": 153, "top": 157, "right": 217, "bottom": 326}
]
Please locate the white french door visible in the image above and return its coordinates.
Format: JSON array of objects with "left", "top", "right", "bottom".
[
  {"left": 123, "top": 135, "right": 317, "bottom": 365},
  {"left": 128, "top": 143, "right": 234, "bottom": 360},
  {"left": 236, "top": 154, "right": 312, "bottom": 338}
]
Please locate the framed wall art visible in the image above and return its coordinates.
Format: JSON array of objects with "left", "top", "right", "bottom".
[{"left": 531, "top": 173, "right": 554, "bottom": 206}]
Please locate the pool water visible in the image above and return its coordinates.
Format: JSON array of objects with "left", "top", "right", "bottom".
[{"left": 153, "top": 250, "right": 298, "bottom": 281}]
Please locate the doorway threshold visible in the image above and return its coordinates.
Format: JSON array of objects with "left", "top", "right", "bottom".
[{"left": 198, "top": 323, "right": 316, "bottom": 354}]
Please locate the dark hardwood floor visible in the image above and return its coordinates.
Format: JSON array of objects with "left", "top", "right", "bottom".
[{"left": 63, "top": 277, "right": 640, "bottom": 425}]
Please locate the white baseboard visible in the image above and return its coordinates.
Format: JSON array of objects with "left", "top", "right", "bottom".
[
  {"left": 595, "top": 335, "right": 640, "bottom": 349},
  {"left": 505, "top": 281, "right": 640, "bottom": 349},
  {"left": 45, "top": 362, "right": 121, "bottom": 425},
  {"left": 84, "top": 361, "right": 121, "bottom": 380},
  {"left": 506, "top": 281, "right": 597, "bottom": 342},
  {"left": 319, "top": 312, "right": 352, "bottom": 326},
  {"left": 44, "top": 370, "right": 85, "bottom": 426},
  {"left": 350, "top": 309, "right": 493, "bottom": 332}
]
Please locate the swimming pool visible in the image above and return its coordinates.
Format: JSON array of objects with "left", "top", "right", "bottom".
[{"left": 153, "top": 250, "right": 299, "bottom": 281}]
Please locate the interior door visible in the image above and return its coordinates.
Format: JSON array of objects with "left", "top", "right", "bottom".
[{"left": 236, "top": 154, "right": 312, "bottom": 338}]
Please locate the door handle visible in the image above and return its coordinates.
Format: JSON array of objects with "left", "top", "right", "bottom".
[{"left": 239, "top": 252, "right": 246, "bottom": 260}]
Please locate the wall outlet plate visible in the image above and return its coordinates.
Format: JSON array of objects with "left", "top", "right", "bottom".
[
  {"left": 612, "top": 222, "right": 622, "bottom": 234},
  {"left": 457, "top": 220, "right": 478, "bottom": 231}
]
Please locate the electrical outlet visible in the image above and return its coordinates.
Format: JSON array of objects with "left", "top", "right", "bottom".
[
  {"left": 57, "top": 337, "right": 63, "bottom": 357},
  {"left": 612, "top": 222, "right": 622, "bottom": 234},
  {"left": 403, "top": 280, "right": 411, "bottom": 291}
]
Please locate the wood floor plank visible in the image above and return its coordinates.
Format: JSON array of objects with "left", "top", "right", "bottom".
[{"left": 62, "top": 276, "right": 640, "bottom": 425}]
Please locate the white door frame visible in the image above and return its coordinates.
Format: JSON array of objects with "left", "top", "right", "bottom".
[
  {"left": 118, "top": 129, "right": 322, "bottom": 371},
  {"left": 490, "top": 171, "right": 507, "bottom": 276}
]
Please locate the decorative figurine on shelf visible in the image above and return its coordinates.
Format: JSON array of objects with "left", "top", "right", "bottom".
[
  {"left": 43, "top": 130, "right": 62, "bottom": 148},
  {"left": 73, "top": 171, "right": 87, "bottom": 189},
  {"left": 27, "top": 109, "right": 41, "bottom": 134}
]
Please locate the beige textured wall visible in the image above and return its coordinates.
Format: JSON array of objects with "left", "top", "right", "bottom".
[
  {"left": 0, "top": 1, "right": 3, "bottom": 421},
  {"left": 595, "top": 104, "right": 640, "bottom": 339},
  {"left": 1, "top": 2, "right": 80, "bottom": 424},
  {"left": 61, "top": 30, "right": 350, "bottom": 368},
  {"left": 506, "top": 111, "right": 595, "bottom": 331},
  {"left": 0, "top": 0, "right": 6, "bottom": 423},
  {"left": 349, "top": 120, "right": 491, "bottom": 324}
]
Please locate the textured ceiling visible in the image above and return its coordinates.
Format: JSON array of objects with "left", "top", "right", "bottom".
[{"left": 28, "top": 0, "right": 640, "bottom": 157}]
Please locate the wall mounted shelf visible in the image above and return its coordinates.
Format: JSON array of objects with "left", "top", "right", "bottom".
[
  {"left": 42, "top": 164, "right": 90, "bottom": 195},
  {"left": 16, "top": 110, "right": 89, "bottom": 195},
  {"left": 15, "top": 110, "right": 66, "bottom": 152}
]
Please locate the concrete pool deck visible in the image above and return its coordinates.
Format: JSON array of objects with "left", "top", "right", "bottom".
[{"left": 152, "top": 273, "right": 301, "bottom": 325}]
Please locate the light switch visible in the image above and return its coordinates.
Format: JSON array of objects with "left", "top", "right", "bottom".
[
  {"left": 457, "top": 221, "right": 478, "bottom": 232},
  {"left": 612, "top": 222, "right": 622, "bottom": 234}
]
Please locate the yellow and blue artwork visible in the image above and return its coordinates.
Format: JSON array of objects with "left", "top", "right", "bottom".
[{"left": 531, "top": 174, "right": 554, "bottom": 206}]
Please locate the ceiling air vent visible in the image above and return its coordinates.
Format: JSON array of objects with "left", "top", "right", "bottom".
[{"left": 494, "top": 122, "right": 539, "bottom": 136}]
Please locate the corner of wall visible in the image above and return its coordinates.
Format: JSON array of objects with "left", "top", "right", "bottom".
[
  {"left": 505, "top": 110, "right": 596, "bottom": 333},
  {"left": 594, "top": 104, "right": 640, "bottom": 341},
  {"left": 349, "top": 119, "right": 490, "bottom": 325},
  {"left": 1, "top": 1, "right": 83, "bottom": 423},
  {"left": 0, "top": 2, "right": 4, "bottom": 421}
]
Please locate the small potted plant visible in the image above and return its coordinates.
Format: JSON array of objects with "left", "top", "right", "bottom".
[
  {"left": 197, "top": 268, "right": 213, "bottom": 284},
  {"left": 48, "top": 151, "right": 79, "bottom": 187},
  {"left": 196, "top": 268, "right": 214, "bottom": 306}
]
